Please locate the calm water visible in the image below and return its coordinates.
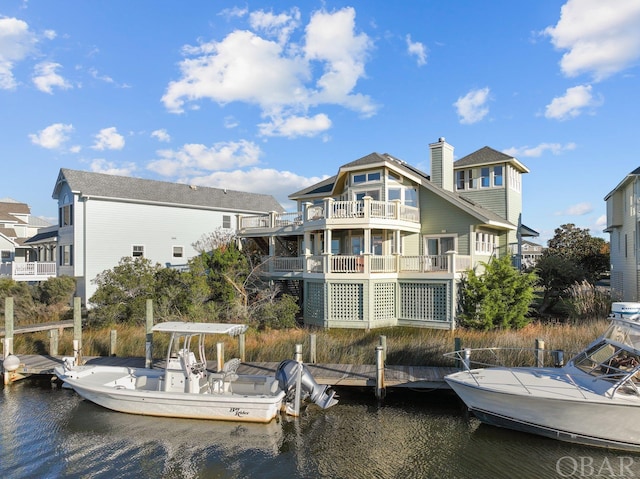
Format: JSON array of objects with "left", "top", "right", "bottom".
[{"left": 1, "top": 380, "right": 639, "bottom": 479}]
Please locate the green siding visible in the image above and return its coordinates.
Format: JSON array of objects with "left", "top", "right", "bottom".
[{"left": 419, "top": 188, "right": 473, "bottom": 255}]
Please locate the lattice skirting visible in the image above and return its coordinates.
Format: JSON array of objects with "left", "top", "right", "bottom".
[{"left": 303, "top": 279, "right": 453, "bottom": 328}]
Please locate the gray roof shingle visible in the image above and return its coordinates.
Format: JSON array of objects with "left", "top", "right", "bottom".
[{"left": 54, "top": 169, "right": 284, "bottom": 214}]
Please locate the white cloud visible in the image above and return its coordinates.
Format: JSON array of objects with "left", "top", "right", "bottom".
[
  {"left": 304, "top": 8, "right": 375, "bottom": 115},
  {"left": 186, "top": 167, "right": 327, "bottom": 208},
  {"left": 89, "top": 159, "right": 137, "bottom": 176},
  {"left": 595, "top": 214, "right": 607, "bottom": 229},
  {"left": 0, "top": 17, "right": 37, "bottom": 89},
  {"left": 32, "top": 61, "right": 72, "bottom": 93},
  {"left": 92, "top": 127, "right": 125, "bottom": 150},
  {"left": 29, "top": 123, "right": 74, "bottom": 149},
  {"left": 406, "top": 34, "right": 427, "bottom": 66},
  {"left": 503, "top": 142, "right": 576, "bottom": 158},
  {"left": 224, "top": 116, "right": 239, "bottom": 129},
  {"left": 544, "top": 0, "right": 640, "bottom": 81},
  {"left": 163, "top": 29, "right": 308, "bottom": 113},
  {"left": 219, "top": 6, "right": 248, "bottom": 20},
  {"left": 555, "top": 202, "right": 593, "bottom": 216},
  {"left": 544, "top": 84, "right": 601, "bottom": 120},
  {"left": 147, "top": 139, "right": 262, "bottom": 177},
  {"left": 162, "top": 7, "right": 375, "bottom": 137},
  {"left": 454, "top": 87, "right": 490, "bottom": 124},
  {"left": 151, "top": 129, "right": 171, "bottom": 142},
  {"left": 249, "top": 8, "right": 301, "bottom": 45},
  {"left": 259, "top": 113, "right": 331, "bottom": 138}
]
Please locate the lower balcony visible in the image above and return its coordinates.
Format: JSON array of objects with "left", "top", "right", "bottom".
[
  {"left": 258, "top": 253, "right": 471, "bottom": 276},
  {"left": 0, "top": 261, "right": 57, "bottom": 282}
]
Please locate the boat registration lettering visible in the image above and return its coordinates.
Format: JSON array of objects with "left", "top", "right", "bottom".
[{"left": 229, "top": 407, "right": 249, "bottom": 417}]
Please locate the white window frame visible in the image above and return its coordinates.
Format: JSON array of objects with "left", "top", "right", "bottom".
[
  {"left": 352, "top": 170, "right": 382, "bottom": 185},
  {"left": 172, "top": 246, "right": 184, "bottom": 258},
  {"left": 423, "top": 234, "right": 457, "bottom": 256},
  {"left": 222, "top": 215, "right": 231, "bottom": 229},
  {"left": 475, "top": 231, "right": 498, "bottom": 254},
  {"left": 132, "top": 245, "right": 145, "bottom": 257}
]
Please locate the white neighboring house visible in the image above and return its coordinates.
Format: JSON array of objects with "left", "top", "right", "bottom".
[
  {"left": 604, "top": 167, "right": 640, "bottom": 301},
  {"left": 52, "top": 168, "right": 284, "bottom": 306},
  {"left": 0, "top": 198, "right": 56, "bottom": 281}
]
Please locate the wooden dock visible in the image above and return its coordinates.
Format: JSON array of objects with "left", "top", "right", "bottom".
[{"left": 3, "top": 354, "right": 456, "bottom": 391}]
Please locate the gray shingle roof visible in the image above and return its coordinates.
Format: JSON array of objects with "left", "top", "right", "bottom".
[
  {"left": 454, "top": 146, "right": 529, "bottom": 173},
  {"left": 54, "top": 169, "right": 284, "bottom": 214}
]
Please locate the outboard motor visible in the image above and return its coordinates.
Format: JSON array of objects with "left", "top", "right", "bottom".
[{"left": 276, "top": 359, "right": 338, "bottom": 410}]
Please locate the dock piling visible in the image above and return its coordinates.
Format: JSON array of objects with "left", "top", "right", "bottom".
[{"left": 375, "top": 345, "right": 385, "bottom": 400}]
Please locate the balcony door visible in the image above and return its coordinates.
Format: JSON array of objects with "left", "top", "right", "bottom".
[{"left": 425, "top": 235, "right": 456, "bottom": 255}]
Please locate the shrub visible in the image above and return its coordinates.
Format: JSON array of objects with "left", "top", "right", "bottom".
[
  {"left": 37, "top": 276, "right": 76, "bottom": 306},
  {"left": 459, "top": 255, "right": 537, "bottom": 330}
]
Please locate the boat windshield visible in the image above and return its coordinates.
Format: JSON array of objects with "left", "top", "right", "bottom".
[
  {"left": 574, "top": 340, "right": 640, "bottom": 385},
  {"left": 602, "top": 319, "right": 640, "bottom": 350}
]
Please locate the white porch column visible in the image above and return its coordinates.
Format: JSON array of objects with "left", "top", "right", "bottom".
[
  {"left": 363, "top": 229, "right": 371, "bottom": 254},
  {"left": 324, "top": 230, "right": 332, "bottom": 273}
]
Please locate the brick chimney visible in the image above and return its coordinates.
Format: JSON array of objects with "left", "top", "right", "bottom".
[{"left": 429, "top": 137, "right": 455, "bottom": 191}]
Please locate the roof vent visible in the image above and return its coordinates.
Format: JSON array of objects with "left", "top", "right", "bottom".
[
  {"left": 438, "top": 137, "right": 445, "bottom": 142},
  {"left": 189, "top": 185, "right": 198, "bottom": 190}
]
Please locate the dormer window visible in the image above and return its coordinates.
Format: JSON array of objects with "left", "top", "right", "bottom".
[
  {"left": 388, "top": 171, "right": 401, "bottom": 182},
  {"left": 480, "top": 168, "right": 490, "bottom": 188},
  {"left": 352, "top": 171, "right": 381, "bottom": 184},
  {"left": 494, "top": 166, "right": 503, "bottom": 186},
  {"left": 456, "top": 166, "right": 504, "bottom": 190}
]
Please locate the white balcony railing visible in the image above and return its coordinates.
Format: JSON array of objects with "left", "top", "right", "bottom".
[
  {"left": 240, "top": 198, "right": 421, "bottom": 231},
  {"left": 258, "top": 254, "right": 471, "bottom": 275},
  {"left": 0, "top": 261, "right": 57, "bottom": 281}
]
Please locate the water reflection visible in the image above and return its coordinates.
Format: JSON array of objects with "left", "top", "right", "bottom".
[{"left": 2, "top": 381, "right": 640, "bottom": 478}]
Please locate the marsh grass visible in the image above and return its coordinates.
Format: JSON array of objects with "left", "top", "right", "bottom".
[{"left": 9, "top": 319, "right": 610, "bottom": 368}]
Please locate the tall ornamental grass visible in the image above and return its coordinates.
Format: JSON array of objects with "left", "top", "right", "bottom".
[{"left": 10, "top": 320, "right": 609, "bottom": 368}]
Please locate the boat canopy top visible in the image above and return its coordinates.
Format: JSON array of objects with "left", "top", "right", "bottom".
[{"left": 152, "top": 322, "right": 248, "bottom": 336}]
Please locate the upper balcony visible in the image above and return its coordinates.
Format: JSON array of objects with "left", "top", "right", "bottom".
[
  {"left": 0, "top": 261, "right": 57, "bottom": 282},
  {"left": 239, "top": 197, "right": 420, "bottom": 235}
]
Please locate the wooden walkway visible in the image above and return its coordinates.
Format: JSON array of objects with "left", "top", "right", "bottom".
[{"left": 3, "top": 354, "right": 456, "bottom": 390}]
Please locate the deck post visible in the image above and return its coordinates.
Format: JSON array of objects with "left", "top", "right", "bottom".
[
  {"left": 3, "top": 299, "right": 13, "bottom": 385},
  {"left": 309, "top": 334, "right": 317, "bottom": 364},
  {"left": 239, "top": 333, "right": 246, "bottom": 362},
  {"left": 294, "top": 344, "right": 303, "bottom": 417},
  {"left": 217, "top": 342, "right": 224, "bottom": 372},
  {"left": 379, "top": 335, "right": 387, "bottom": 362},
  {"left": 110, "top": 330, "right": 117, "bottom": 356},
  {"left": 73, "top": 297, "right": 82, "bottom": 365},
  {"left": 454, "top": 337, "right": 462, "bottom": 368},
  {"left": 4, "top": 297, "right": 14, "bottom": 357},
  {"left": 375, "top": 345, "right": 385, "bottom": 400},
  {"left": 145, "top": 299, "right": 153, "bottom": 368},
  {"left": 49, "top": 329, "right": 59, "bottom": 356},
  {"left": 463, "top": 348, "right": 471, "bottom": 370},
  {"left": 536, "top": 339, "right": 545, "bottom": 367}
]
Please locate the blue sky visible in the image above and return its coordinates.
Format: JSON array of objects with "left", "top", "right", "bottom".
[{"left": 1, "top": 1, "right": 639, "bottom": 244}]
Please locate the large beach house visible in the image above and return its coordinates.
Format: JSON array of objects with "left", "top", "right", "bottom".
[
  {"left": 237, "top": 138, "right": 535, "bottom": 330},
  {"left": 52, "top": 169, "right": 283, "bottom": 306}
]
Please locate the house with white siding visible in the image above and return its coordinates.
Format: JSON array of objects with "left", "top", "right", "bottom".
[
  {"left": 0, "top": 199, "right": 56, "bottom": 281},
  {"left": 52, "top": 169, "right": 283, "bottom": 306},
  {"left": 604, "top": 167, "right": 640, "bottom": 300},
  {"left": 237, "top": 138, "right": 536, "bottom": 330}
]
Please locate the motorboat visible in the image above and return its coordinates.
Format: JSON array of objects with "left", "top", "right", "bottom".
[
  {"left": 55, "top": 322, "right": 338, "bottom": 423},
  {"left": 445, "top": 302, "right": 640, "bottom": 451}
]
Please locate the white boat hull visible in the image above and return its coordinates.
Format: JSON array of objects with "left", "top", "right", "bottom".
[
  {"left": 446, "top": 367, "right": 640, "bottom": 451},
  {"left": 57, "top": 365, "right": 286, "bottom": 423}
]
